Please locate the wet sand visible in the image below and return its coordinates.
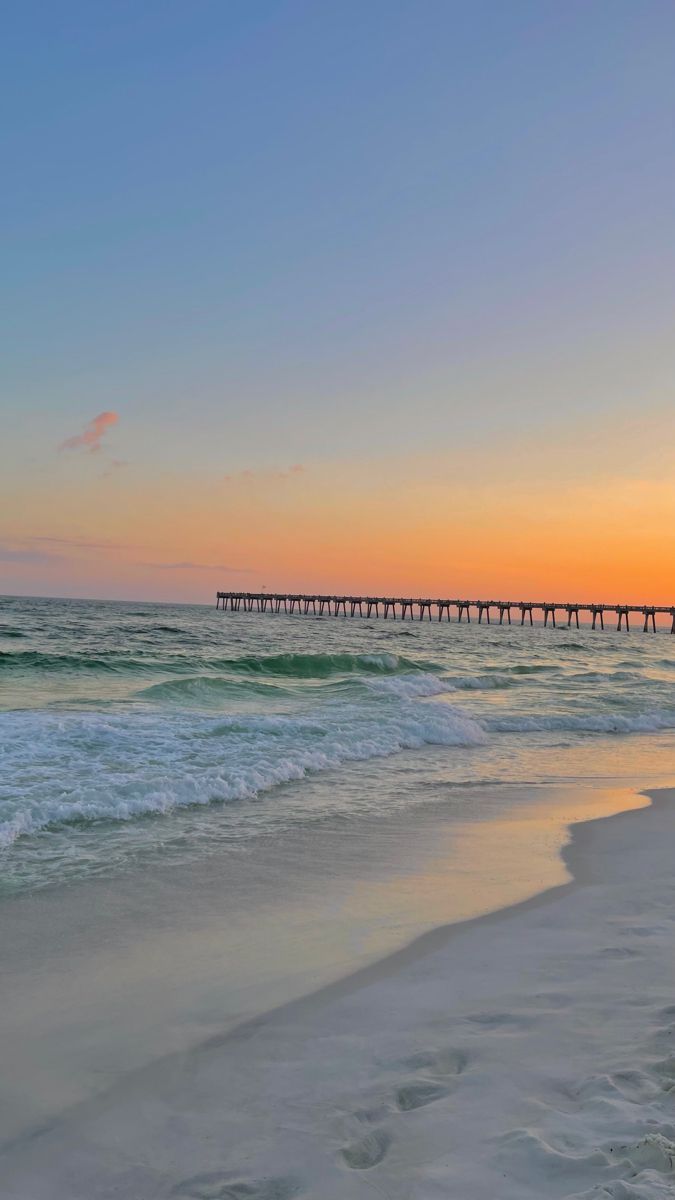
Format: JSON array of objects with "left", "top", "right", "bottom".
[{"left": 3, "top": 779, "right": 674, "bottom": 1196}]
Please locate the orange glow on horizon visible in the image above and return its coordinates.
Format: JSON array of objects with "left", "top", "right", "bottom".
[{"left": 3, "top": 430, "right": 675, "bottom": 605}]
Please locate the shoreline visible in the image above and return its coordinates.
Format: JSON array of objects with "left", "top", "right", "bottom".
[
  {"left": 0, "top": 774, "right": 658, "bottom": 1150},
  {"left": 4, "top": 780, "right": 675, "bottom": 1197},
  {"left": 194, "top": 781, "right": 661, "bottom": 1049}
]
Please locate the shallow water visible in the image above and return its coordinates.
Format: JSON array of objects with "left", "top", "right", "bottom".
[{"left": 2, "top": 594, "right": 675, "bottom": 893}]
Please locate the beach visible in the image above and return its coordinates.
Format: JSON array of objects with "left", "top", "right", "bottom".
[
  {"left": 5, "top": 2, "right": 675, "bottom": 1193},
  {"left": 3, "top": 598, "right": 675, "bottom": 1195},
  {"left": 3, "top": 783, "right": 675, "bottom": 1198}
]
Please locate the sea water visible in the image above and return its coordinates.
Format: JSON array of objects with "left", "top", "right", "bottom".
[
  {"left": 2, "top": 593, "right": 675, "bottom": 895},
  {"left": 3, "top": 593, "right": 675, "bottom": 1145}
]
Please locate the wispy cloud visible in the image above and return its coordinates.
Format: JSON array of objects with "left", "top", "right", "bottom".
[
  {"left": 60, "top": 411, "right": 119, "bottom": 454},
  {"left": 144, "top": 561, "right": 253, "bottom": 572},
  {"left": 0, "top": 535, "right": 134, "bottom": 567},
  {"left": 222, "top": 464, "right": 305, "bottom": 483},
  {"left": 30, "top": 535, "right": 130, "bottom": 551},
  {"left": 0, "top": 543, "right": 61, "bottom": 566}
]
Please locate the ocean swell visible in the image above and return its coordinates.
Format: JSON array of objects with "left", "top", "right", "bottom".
[{"left": 216, "top": 651, "right": 435, "bottom": 677}]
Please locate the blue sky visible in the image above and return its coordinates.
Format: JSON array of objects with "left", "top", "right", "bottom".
[{"left": 2, "top": 1, "right": 675, "bottom": 600}]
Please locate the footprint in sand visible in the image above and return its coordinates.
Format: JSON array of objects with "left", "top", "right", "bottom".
[
  {"left": 172, "top": 1172, "right": 303, "bottom": 1200},
  {"left": 402, "top": 1047, "right": 469, "bottom": 1078},
  {"left": 650, "top": 1056, "right": 675, "bottom": 1092},
  {"left": 466, "top": 1011, "right": 532, "bottom": 1031},
  {"left": 340, "top": 1128, "right": 391, "bottom": 1170},
  {"left": 611, "top": 1132, "right": 675, "bottom": 1173},
  {"left": 395, "top": 1080, "right": 449, "bottom": 1111}
]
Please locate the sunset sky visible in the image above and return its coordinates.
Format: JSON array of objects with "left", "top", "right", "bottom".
[{"left": 3, "top": 1, "right": 675, "bottom": 603}]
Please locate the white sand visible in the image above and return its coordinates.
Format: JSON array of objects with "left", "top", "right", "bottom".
[{"left": 5, "top": 786, "right": 675, "bottom": 1199}]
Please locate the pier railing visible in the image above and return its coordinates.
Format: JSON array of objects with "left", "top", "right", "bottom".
[{"left": 216, "top": 593, "right": 675, "bottom": 632}]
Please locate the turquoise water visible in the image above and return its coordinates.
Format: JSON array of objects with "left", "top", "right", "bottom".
[{"left": 2, "top": 594, "right": 675, "bottom": 894}]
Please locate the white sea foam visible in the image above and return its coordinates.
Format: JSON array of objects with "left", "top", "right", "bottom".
[
  {"left": 484, "top": 710, "right": 675, "bottom": 735},
  {"left": 449, "top": 672, "right": 516, "bottom": 690},
  {"left": 358, "top": 652, "right": 402, "bottom": 671},
  {"left": 367, "top": 671, "right": 519, "bottom": 697},
  {"left": 4, "top": 687, "right": 675, "bottom": 849},
  {"left": 0, "top": 699, "right": 485, "bottom": 849},
  {"left": 365, "top": 672, "right": 457, "bottom": 698}
]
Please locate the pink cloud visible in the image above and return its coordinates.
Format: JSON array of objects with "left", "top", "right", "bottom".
[{"left": 60, "top": 411, "right": 119, "bottom": 454}]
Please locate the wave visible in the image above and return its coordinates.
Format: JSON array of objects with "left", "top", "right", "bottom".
[
  {"left": 139, "top": 669, "right": 465, "bottom": 705},
  {"left": 219, "top": 651, "right": 434, "bottom": 678},
  {"left": 368, "top": 671, "right": 517, "bottom": 696},
  {"left": 484, "top": 710, "right": 675, "bottom": 735},
  {"left": 492, "top": 663, "right": 555, "bottom": 675},
  {"left": 0, "top": 650, "right": 157, "bottom": 674},
  {"left": 0, "top": 627, "right": 26, "bottom": 639},
  {"left": 365, "top": 672, "right": 456, "bottom": 699},
  {"left": 565, "top": 670, "right": 637, "bottom": 683},
  {"left": 449, "top": 672, "right": 517, "bottom": 690},
  {"left": 137, "top": 676, "right": 292, "bottom": 703},
  {"left": 0, "top": 648, "right": 437, "bottom": 679},
  {"left": 0, "top": 700, "right": 485, "bottom": 848},
  {"left": 3, "top": 687, "right": 675, "bottom": 850}
]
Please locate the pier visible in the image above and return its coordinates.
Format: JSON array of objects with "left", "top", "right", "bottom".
[{"left": 216, "top": 593, "right": 675, "bottom": 632}]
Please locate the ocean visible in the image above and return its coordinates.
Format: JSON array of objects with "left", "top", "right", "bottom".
[
  {"left": 2, "top": 593, "right": 675, "bottom": 896},
  {"left": 3, "top": 592, "right": 675, "bottom": 1149}
]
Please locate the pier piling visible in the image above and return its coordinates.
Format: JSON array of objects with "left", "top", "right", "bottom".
[{"left": 216, "top": 592, "right": 673, "bottom": 632}]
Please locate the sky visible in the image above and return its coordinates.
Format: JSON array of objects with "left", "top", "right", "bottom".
[{"left": 2, "top": 0, "right": 675, "bottom": 603}]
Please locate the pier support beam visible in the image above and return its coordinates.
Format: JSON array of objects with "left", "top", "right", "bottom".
[{"left": 643, "top": 608, "right": 656, "bottom": 632}]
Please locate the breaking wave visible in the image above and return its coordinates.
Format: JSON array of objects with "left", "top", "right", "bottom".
[
  {"left": 0, "top": 699, "right": 485, "bottom": 848},
  {"left": 0, "top": 649, "right": 437, "bottom": 679},
  {"left": 217, "top": 651, "right": 434, "bottom": 677}
]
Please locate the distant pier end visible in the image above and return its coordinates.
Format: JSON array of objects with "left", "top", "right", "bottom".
[{"left": 216, "top": 593, "right": 675, "bottom": 632}]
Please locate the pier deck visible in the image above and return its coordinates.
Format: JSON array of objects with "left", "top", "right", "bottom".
[{"left": 216, "top": 593, "right": 675, "bottom": 632}]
